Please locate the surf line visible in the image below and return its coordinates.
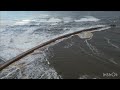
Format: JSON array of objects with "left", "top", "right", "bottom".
[{"left": 0, "top": 26, "right": 108, "bottom": 71}]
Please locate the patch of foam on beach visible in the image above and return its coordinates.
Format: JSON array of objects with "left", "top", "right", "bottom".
[
  {"left": 74, "top": 16, "right": 100, "bottom": 22},
  {"left": 77, "top": 25, "right": 110, "bottom": 39},
  {"left": 77, "top": 31, "right": 93, "bottom": 39}
]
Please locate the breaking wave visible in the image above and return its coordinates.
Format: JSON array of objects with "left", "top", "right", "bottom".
[{"left": 74, "top": 16, "right": 100, "bottom": 22}]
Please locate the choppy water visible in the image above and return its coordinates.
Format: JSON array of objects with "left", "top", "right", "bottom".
[{"left": 0, "top": 11, "right": 120, "bottom": 79}]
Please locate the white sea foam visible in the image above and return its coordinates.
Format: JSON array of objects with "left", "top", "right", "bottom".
[
  {"left": 74, "top": 16, "right": 100, "bottom": 22},
  {"left": 77, "top": 25, "right": 110, "bottom": 39},
  {"left": 13, "top": 17, "right": 62, "bottom": 26},
  {"left": 77, "top": 31, "right": 93, "bottom": 39},
  {"left": 14, "top": 19, "right": 35, "bottom": 25},
  {"left": 62, "top": 17, "right": 73, "bottom": 23},
  {"left": 47, "top": 17, "right": 62, "bottom": 22}
]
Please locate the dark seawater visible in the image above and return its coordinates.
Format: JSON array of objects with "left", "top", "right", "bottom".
[{"left": 0, "top": 11, "right": 120, "bottom": 79}]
